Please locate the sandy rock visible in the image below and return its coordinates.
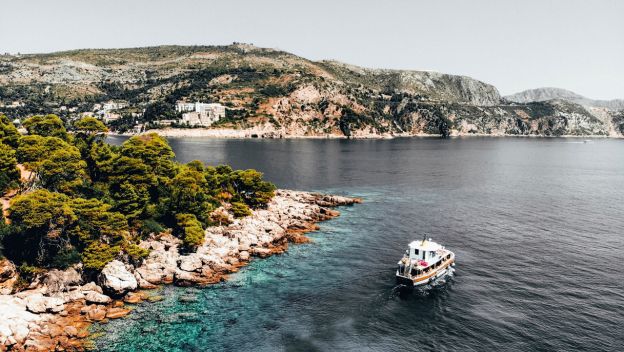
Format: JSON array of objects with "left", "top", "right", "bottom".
[
  {"left": 85, "top": 291, "right": 112, "bottom": 305},
  {"left": 47, "top": 323, "right": 64, "bottom": 338},
  {"left": 123, "top": 291, "right": 147, "bottom": 304},
  {"left": 0, "top": 258, "right": 16, "bottom": 283},
  {"left": 82, "top": 305, "right": 107, "bottom": 321},
  {"left": 63, "top": 326, "right": 78, "bottom": 337},
  {"left": 106, "top": 307, "right": 131, "bottom": 319},
  {"left": 99, "top": 260, "right": 137, "bottom": 296},
  {"left": 0, "top": 259, "right": 17, "bottom": 295}
]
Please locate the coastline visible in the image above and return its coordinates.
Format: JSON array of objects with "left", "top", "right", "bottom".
[
  {"left": 110, "top": 128, "right": 620, "bottom": 140},
  {"left": 0, "top": 190, "right": 361, "bottom": 351}
]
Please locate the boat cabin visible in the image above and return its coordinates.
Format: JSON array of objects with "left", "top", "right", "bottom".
[{"left": 407, "top": 239, "right": 442, "bottom": 265}]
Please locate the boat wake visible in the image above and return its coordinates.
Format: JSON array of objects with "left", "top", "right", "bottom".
[{"left": 391, "top": 268, "right": 456, "bottom": 298}]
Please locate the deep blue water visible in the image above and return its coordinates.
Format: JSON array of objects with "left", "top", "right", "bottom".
[{"left": 97, "top": 137, "right": 624, "bottom": 351}]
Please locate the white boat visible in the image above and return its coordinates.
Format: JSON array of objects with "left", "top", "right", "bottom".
[{"left": 396, "top": 237, "right": 455, "bottom": 287}]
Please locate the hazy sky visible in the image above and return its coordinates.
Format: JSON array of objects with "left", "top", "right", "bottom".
[{"left": 1, "top": 0, "right": 622, "bottom": 99}]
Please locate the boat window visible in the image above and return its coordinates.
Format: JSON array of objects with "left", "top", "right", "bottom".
[{"left": 414, "top": 249, "right": 419, "bottom": 255}]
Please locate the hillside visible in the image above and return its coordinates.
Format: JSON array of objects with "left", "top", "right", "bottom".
[
  {"left": 0, "top": 44, "right": 622, "bottom": 137},
  {"left": 505, "top": 88, "right": 624, "bottom": 111}
]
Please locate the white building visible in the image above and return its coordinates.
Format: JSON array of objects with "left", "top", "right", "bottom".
[
  {"left": 102, "top": 101, "right": 128, "bottom": 111},
  {"left": 175, "top": 101, "right": 196, "bottom": 113},
  {"left": 103, "top": 112, "right": 121, "bottom": 123},
  {"left": 177, "top": 101, "right": 226, "bottom": 127}
]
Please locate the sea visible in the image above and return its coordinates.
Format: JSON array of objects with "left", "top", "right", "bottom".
[{"left": 96, "top": 136, "right": 624, "bottom": 351}]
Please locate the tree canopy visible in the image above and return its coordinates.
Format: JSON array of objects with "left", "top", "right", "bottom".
[
  {"left": 0, "top": 114, "right": 20, "bottom": 147},
  {"left": 22, "top": 114, "right": 68, "bottom": 140},
  {"left": 0, "top": 117, "right": 276, "bottom": 273},
  {"left": 0, "top": 142, "right": 20, "bottom": 193}
]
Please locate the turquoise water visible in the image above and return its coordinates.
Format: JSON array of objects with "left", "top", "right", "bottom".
[{"left": 98, "top": 137, "right": 624, "bottom": 351}]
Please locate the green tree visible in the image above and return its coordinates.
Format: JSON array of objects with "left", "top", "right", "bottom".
[
  {"left": 0, "top": 114, "right": 20, "bottom": 148},
  {"left": 120, "top": 133, "right": 176, "bottom": 180},
  {"left": 105, "top": 156, "right": 157, "bottom": 219},
  {"left": 73, "top": 116, "right": 108, "bottom": 137},
  {"left": 17, "top": 135, "right": 87, "bottom": 194},
  {"left": 4, "top": 190, "right": 75, "bottom": 265},
  {"left": 38, "top": 146, "right": 87, "bottom": 194},
  {"left": 67, "top": 197, "right": 128, "bottom": 245},
  {"left": 81, "top": 242, "right": 120, "bottom": 270},
  {"left": 0, "top": 142, "right": 20, "bottom": 193},
  {"left": 22, "top": 114, "right": 68, "bottom": 140},
  {"left": 73, "top": 117, "right": 109, "bottom": 179},
  {"left": 230, "top": 201, "right": 251, "bottom": 218},
  {"left": 167, "top": 163, "right": 217, "bottom": 225},
  {"left": 175, "top": 213, "right": 204, "bottom": 249},
  {"left": 229, "top": 169, "right": 276, "bottom": 209}
]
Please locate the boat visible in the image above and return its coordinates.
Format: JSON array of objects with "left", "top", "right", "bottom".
[{"left": 396, "top": 237, "right": 455, "bottom": 287}]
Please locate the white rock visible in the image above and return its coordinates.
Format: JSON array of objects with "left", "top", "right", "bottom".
[
  {"left": 99, "top": 260, "right": 137, "bottom": 296},
  {"left": 178, "top": 255, "right": 202, "bottom": 272},
  {"left": 25, "top": 294, "right": 64, "bottom": 314},
  {"left": 9, "top": 323, "right": 29, "bottom": 343},
  {"left": 85, "top": 291, "right": 112, "bottom": 304}
]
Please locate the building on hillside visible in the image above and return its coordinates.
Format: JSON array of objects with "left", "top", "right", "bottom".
[
  {"left": 153, "top": 119, "right": 177, "bottom": 126},
  {"left": 175, "top": 101, "right": 196, "bottom": 112},
  {"left": 103, "top": 112, "right": 121, "bottom": 123},
  {"left": 177, "top": 102, "right": 226, "bottom": 127},
  {"left": 102, "top": 100, "right": 128, "bottom": 111}
]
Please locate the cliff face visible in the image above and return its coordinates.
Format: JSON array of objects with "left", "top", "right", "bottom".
[{"left": 0, "top": 44, "right": 621, "bottom": 137}]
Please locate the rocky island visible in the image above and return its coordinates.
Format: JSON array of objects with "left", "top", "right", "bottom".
[{"left": 0, "top": 114, "right": 360, "bottom": 350}]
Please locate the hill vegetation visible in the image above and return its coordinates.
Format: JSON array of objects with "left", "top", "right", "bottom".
[{"left": 0, "top": 44, "right": 621, "bottom": 137}]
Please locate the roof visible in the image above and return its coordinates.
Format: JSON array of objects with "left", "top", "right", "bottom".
[{"left": 408, "top": 239, "right": 442, "bottom": 251}]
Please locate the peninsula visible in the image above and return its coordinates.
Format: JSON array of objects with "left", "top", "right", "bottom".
[{"left": 0, "top": 114, "right": 360, "bottom": 350}]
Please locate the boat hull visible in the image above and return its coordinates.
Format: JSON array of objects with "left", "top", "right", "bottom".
[{"left": 395, "top": 260, "right": 455, "bottom": 287}]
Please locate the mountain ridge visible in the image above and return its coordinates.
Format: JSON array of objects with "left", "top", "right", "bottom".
[
  {"left": 0, "top": 44, "right": 622, "bottom": 137},
  {"left": 505, "top": 87, "right": 624, "bottom": 110}
]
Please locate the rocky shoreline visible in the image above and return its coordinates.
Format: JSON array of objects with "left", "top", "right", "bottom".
[
  {"left": 0, "top": 190, "right": 360, "bottom": 351},
  {"left": 114, "top": 128, "right": 620, "bottom": 140}
]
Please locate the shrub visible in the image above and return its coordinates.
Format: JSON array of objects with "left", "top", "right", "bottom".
[
  {"left": 175, "top": 213, "right": 204, "bottom": 249},
  {"left": 82, "top": 242, "right": 120, "bottom": 270},
  {"left": 230, "top": 201, "right": 251, "bottom": 218}
]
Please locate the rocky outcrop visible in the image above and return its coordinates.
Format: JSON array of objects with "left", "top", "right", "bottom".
[
  {"left": 0, "top": 258, "right": 17, "bottom": 295},
  {"left": 132, "top": 190, "right": 360, "bottom": 287},
  {"left": 41, "top": 267, "right": 82, "bottom": 294},
  {"left": 0, "top": 190, "right": 360, "bottom": 350},
  {"left": 99, "top": 260, "right": 138, "bottom": 296}
]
